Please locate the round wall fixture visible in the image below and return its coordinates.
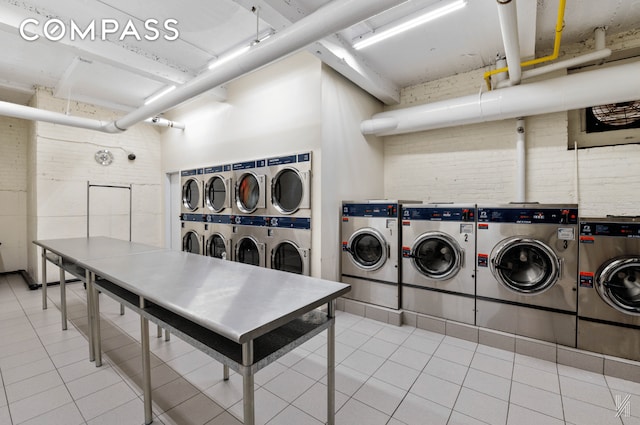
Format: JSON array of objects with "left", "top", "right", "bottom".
[{"left": 95, "top": 149, "right": 114, "bottom": 166}]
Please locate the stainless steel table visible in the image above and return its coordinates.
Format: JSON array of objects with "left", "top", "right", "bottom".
[
  {"left": 34, "top": 238, "right": 350, "bottom": 425},
  {"left": 34, "top": 237, "right": 166, "bottom": 364}
]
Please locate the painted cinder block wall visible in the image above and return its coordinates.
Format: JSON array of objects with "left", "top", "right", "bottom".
[
  {"left": 27, "top": 88, "right": 163, "bottom": 282},
  {"left": 383, "top": 30, "right": 640, "bottom": 217}
]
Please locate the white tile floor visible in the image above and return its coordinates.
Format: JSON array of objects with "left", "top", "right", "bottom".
[{"left": 1, "top": 273, "right": 640, "bottom": 425}]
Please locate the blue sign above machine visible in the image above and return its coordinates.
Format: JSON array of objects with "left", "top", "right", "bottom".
[
  {"left": 477, "top": 208, "right": 578, "bottom": 224},
  {"left": 181, "top": 168, "right": 204, "bottom": 177},
  {"left": 342, "top": 203, "right": 398, "bottom": 218},
  {"left": 205, "top": 215, "right": 232, "bottom": 224},
  {"left": 579, "top": 221, "right": 640, "bottom": 238},
  {"left": 403, "top": 207, "right": 474, "bottom": 222},
  {"left": 181, "top": 213, "right": 203, "bottom": 222},
  {"left": 204, "top": 164, "right": 231, "bottom": 174},
  {"left": 233, "top": 160, "right": 266, "bottom": 170},
  {"left": 267, "top": 152, "right": 311, "bottom": 166}
]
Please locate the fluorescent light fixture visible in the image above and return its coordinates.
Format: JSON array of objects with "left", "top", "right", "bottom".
[
  {"left": 144, "top": 85, "right": 176, "bottom": 105},
  {"left": 208, "top": 45, "right": 251, "bottom": 70},
  {"left": 353, "top": 0, "right": 467, "bottom": 50}
]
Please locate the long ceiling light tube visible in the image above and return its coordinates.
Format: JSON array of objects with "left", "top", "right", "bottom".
[{"left": 353, "top": 0, "right": 467, "bottom": 50}]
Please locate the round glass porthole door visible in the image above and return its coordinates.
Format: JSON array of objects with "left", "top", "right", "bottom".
[
  {"left": 182, "top": 178, "right": 200, "bottom": 211},
  {"left": 490, "top": 237, "right": 559, "bottom": 294},
  {"left": 235, "top": 236, "right": 260, "bottom": 266},
  {"left": 205, "top": 176, "right": 227, "bottom": 212},
  {"left": 596, "top": 257, "right": 640, "bottom": 315},
  {"left": 272, "top": 168, "right": 303, "bottom": 214},
  {"left": 347, "top": 228, "right": 387, "bottom": 271},
  {"left": 272, "top": 241, "right": 304, "bottom": 274},
  {"left": 207, "top": 233, "right": 228, "bottom": 260},
  {"left": 411, "top": 232, "right": 462, "bottom": 281},
  {"left": 236, "top": 173, "right": 260, "bottom": 213},
  {"left": 182, "top": 231, "right": 201, "bottom": 254}
]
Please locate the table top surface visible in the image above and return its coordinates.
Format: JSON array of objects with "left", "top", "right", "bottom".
[
  {"left": 34, "top": 237, "right": 165, "bottom": 261},
  {"left": 34, "top": 237, "right": 350, "bottom": 344}
]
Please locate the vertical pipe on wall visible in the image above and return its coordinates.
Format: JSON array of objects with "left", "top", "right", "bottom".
[
  {"left": 497, "top": 0, "right": 521, "bottom": 85},
  {"left": 515, "top": 118, "right": 526, "bottom": 202}
]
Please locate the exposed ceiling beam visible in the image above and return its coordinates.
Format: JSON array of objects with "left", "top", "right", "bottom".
[{"left": 232, "top": 0, "right": 400, "bottom": 105}]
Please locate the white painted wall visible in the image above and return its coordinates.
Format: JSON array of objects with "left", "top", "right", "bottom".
[
  {"left": 28, "top": 88, "right": 163, "bottom": 282},
  {"left": 383, "top": 31, "right": 640, "bottom": 216},
  {"left": 320, "top": 65, "right": 384, "bottom": 280},
  {"left": 0, "top": 116, "right": 29, "bottom": 272}
]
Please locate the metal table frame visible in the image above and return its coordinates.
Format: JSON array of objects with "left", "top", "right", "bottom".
[{"left": 34, "top": 237, "right": 348, "bottom": 425}]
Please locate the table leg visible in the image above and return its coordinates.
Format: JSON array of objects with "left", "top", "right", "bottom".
[
  {"left": 91, "top": 272, "right": 102, "bottom": 367},
  {"left": 327, "top": 300, "right": 336, "bottom": 425},
  {"left": 86, "top": 269, "right": 95, "bottom": 362},
  {"left": 120, "top": 304, "right": 125, "bottom": 315},
  {"left": 58, "top": 257, "right": 67, "bottom": 330},
  {"left": 165, "top": 329, "right": 171, "bottom": 341},
  {"left": 223, "top": 365, "right": 229, "bottom": 381},
  {"left": 242, "top": 341, "right": 255, "bottom": 425},
  {"left": 157, "top": 325, "right": 162, "bottom": 338},
  {"left": 41, "top": 249, "right": 47, "bottom": 310},
  {"left": 140, "top": 297, "right": 153, "bottom": 425}
]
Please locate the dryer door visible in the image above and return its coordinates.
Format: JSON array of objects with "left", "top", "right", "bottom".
[
  {"left": 235, "top": 236, "right": 265, "bottom": 267},
  {"left": 411, "top": 232, "right": 463, "bottom": 281},
  {"left": 345, "top": 228, "right": 388, "bottom": 271},
  {"left": 182, "top": 178, "right": 201, "bottom": 212},
  {"left": 490, "top": 237, "right": 560, "bottom": 294},
  {"left": 205, "top": 175, "right": 231, "bottom": 212},
  {"left": 206, "top": 233, "right": 230, "bottom": 260},
  {"left": 596, "top": 256, "right": 640, "bottom": 315},
  {"left": 182, "top": 230, "right": 202, "bottom": 255},
  {"left": 271, "top": 168, "right": 310, "bottom": 214},
  {"left": 271, "top": 240, "right": 309, "bottom": 275},
  {"left": 236, "top": 172, "right": 266, "bottom": 213}
]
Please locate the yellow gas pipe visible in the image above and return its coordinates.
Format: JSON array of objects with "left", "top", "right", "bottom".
[{"left": 484, "top": 0, "right": 566, "bottom": 90}]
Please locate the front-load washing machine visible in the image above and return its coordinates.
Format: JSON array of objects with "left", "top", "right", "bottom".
[
  {"left": 203, "top": 164, "right": 233, "bottom": 215},
  {"left": 401, "top": 204, "right": 476, "bottom": 325},
  {"left": 181, "top": 218, "right": 204, "bottom": 255},
  {"left": 578, "top": 217, "right": 640, "bottom": 361},
  {"left": 341, "top": 200, "right": 418, "bottom": 309},
  {"left": 476, "top": 204, "right": 579, "bottom": 346},
  {"left": 266, "top": 216, "right": 311, "bottom": 275},
  {"left": 233, "top": 159, "right": 267, "bottom": 215},
  {"left": 266, "top": 152, "right": 311, "bottom": 218},
  {"left": 204, "top": 215, "right": 234, "bottom": 261},
  {"left": 181, "top": 168, "right": 204, "bottom": 215},
  {"left": 232, "top": 216, "right": 267, "bottom": 267}
]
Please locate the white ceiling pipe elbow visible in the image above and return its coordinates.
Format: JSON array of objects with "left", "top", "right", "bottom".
[
  {"left": 361, "top": 60, "right": 640, "bottom": 136},
  {"left": 114, "top": 0, "right": 405, "bottom": 131},
  {"left": 144, "top": 116, "right": 186, "bottom": 130},
  {"left": 497, "top": 0, "right": 522, "bottom": 85},
  {"left": 0, "top": 100, "right": 122, "bottom": 133}
]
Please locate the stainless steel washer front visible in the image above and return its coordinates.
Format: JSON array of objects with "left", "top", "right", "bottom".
[{"left": 266, "top": 217, "right": 311, "bottom": 276}]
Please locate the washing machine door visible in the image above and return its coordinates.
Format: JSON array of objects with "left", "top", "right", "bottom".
[
  {"left": 206, "top": 233, "right": 229, "bottom": 260},
  {"left": 271, "top": 240, "right": 309, "bottom": 275},
  {"left": 346, "top": 228, "right": 388, "bottom": 271},
  {"left": 271, "top": 168, "right": 310, "bottom": 214},
  {"left": 182, "top": 178, "right": 201, "bottom": 212},
  {"left": 490, "top": 237, "right": 560, "bottom": 294},
  {"left": 182, "top": 231, "right": 201, "bottom": 254},
  {"left": 596, "top": 256, "right": 640, "bottom": 315},
  {"left": 235, "top": 236, "right": 265, "bottom": 267},
  {"left": 235, "top": 172, "right": 266, "bottom": 213},
  {"left": 205, "top": 175, "right": 231, "bottom": 212},
  {"left": 411, "top": 232, "right": 463, "bottom": 281}
]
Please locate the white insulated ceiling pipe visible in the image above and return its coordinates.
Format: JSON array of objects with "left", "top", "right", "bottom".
[
  {"left": 497, "top": 0, "right": 521, "bottom": 85},
  {"left": 0, "top": 0, "right": 405, "bottom": 134},
  {"left": 361, "top": 60, "right": 640, "bottom": 136},
  {"left": 113, "top": 0, "right": 406, "bottom": 131}
]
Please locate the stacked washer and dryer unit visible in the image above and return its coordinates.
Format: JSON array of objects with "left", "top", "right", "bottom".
[{"left": 180, "top": 152, "right": 312, "bottom": 276}]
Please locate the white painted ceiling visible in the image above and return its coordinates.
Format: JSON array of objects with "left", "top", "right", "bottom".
[{"left": 0, "top": 0, "right": 638, "bottom": 110}]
